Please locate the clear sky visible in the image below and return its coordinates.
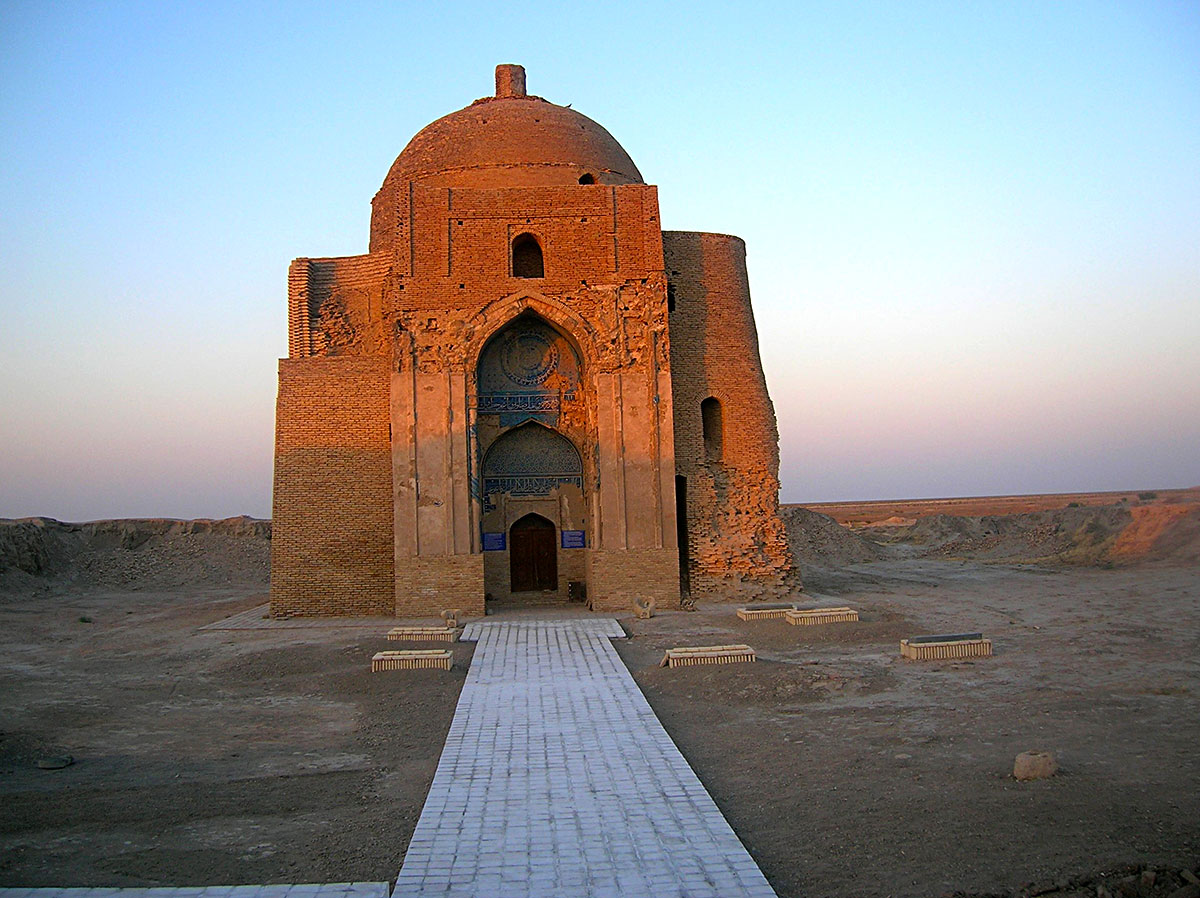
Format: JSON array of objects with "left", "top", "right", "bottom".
[{"left": 1, "top": 1, "right": 1197, "bottom": 521}]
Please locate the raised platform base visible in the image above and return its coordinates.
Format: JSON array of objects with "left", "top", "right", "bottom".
[
  {"left": 371, "top": 650, "right": 453, "bottom": 671},
  {"left": 900, "top": 633, "right": 992, "bottom": 660},
  {"left": 786, "top": 607, "right": 859, "bottom": 626},
  {"left": 386, "top": 626, "right": 457, "bottom": 642},
  {"left": 660, "top": 644, "right": 757, "bottom": 668}
]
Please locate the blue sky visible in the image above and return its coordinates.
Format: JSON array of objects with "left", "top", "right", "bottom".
[{"left": 1, "top": 1, "right": 1197, "bottom": 520}]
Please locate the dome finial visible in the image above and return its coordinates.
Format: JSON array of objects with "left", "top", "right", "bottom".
[{"left": 495, "top": 64, "right": 526, "bottom": 98}]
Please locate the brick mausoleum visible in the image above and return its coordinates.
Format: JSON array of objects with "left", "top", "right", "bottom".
[{"left": 270, "top": 65, "right": 794, "bottom": 617}]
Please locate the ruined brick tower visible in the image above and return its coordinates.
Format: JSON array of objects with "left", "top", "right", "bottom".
[{"left": 270, "top": 65, "right": 793, "bottom": 616}]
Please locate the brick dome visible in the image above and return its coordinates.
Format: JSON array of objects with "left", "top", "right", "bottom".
[{"left": 379, "top": 65, "right": 643, "bottom": 191}]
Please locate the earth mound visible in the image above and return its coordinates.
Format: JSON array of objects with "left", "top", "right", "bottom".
[
  {"left": 872, "top": 502, "right": 1200, "bottom": 565},
  {"left": 778, "top": 505, "right": 884, "bottom": 566},
  {"left": 0, "top": 517, "right": 270, "bottom": 593}
]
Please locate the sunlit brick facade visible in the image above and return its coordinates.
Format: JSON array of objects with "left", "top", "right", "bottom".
[{"left": 270, "top": 65, "right": 793, "bottom": 617}]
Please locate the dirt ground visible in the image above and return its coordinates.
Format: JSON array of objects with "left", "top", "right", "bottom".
[
  {"left": 0, "top": 587, "right": 473, "bottom": 886},
  {"left": 1, "top": 506, "right": 1198, "bottom": 896},
  {"left": 619, "top": 559, "right": 1200, "bottom": 898}
]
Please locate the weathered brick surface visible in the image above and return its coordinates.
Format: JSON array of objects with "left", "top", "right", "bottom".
[
  {"left": 272, "top": 66, "right": 792, "bottom": 616},
  {"left": 664, "top": 231, "right": 795, "bottom": 597},
  {"left": 395, "top": 554, "right": 484, "bottom": 617},
  {"left": 370, "top": 92, "right": 643, "bottom": 253},
  {"left": 586, "top": 547, "right": 680, "bottom": 612},
  {"left": 270, "top": 356, "right": 394, "bottom": 616}
]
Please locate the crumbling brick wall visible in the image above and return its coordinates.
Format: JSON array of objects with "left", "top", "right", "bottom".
[{"left": 664, "top": 231, "right": 795, "bottom": 597}]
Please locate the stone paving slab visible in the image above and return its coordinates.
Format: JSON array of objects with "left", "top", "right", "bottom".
[
  {"left": 0, "top": 885, "right": 390, "bottom": 898},
  {"left": 395, "top": 618, "right": 778, "bottom": 898}
]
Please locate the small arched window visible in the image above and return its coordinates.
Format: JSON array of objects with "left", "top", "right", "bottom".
[
  {"left": 578, "top": 173, "right": 595, "bottom": 185},
  {"left": 512, "top": 233, "right": 544, "bottom": 278},
  {"left": 701, "top": 397, "right": 723, "bottom": 462}
]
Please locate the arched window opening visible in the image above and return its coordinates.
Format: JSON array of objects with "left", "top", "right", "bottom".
[
  {"left": 578, "top": 173, "right": 595, "bottom": 185},
  {"left": 701, "top": 397, "right": 723, "bottom": 462},
  {"left": 667, "top": 283, "right": 676, "bottom": 313},
  {"left": 512, "top": 233, "right": 544, "bottom": 278}
]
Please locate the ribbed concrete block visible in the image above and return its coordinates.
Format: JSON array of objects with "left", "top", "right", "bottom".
[
  {"left": 736, "top": 603, "right": 797, "bottom": 621},
  {"left": 371, "top": 649, "right": 453, "bottom": 671},
  {"left": 386, "top": 626, "right": 458, "bottom": 642},
  {"left": 785, "top": 607, "right": 859, "bottom": 626},
  {"left": 661, "top": 644, "right": 756, "bottom": 668},
  {"left": 900, "top": 634, "right": 992, "bottom": 660}
]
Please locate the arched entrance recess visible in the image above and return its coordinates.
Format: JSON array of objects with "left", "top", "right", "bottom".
[
  {"left": 509, "top": 513, "right": 557, "bottom": 592},
  {"left": 475, "top": 313, "right": 589, "bottom": 601},
  {"left": 480, "top": 422, "right": 584, "bottom": 596}
]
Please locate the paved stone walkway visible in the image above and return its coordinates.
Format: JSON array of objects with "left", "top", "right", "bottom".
[{"left": 393, "top": 618, "right": 777, "bottom": 898}]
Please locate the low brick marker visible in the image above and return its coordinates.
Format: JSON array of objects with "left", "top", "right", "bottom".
[
  {"left": 900, "top": 633, "right": 992, "bottom": 660},
  {"left": 737, "top": 602, "right": 797, "bottom": 621},
  {"left": 785, "top": 606, "right": 859, "bottom": 626},
  {"left": 661, "top": 644, "right": 757, "bottom": 668},
  {"left": 386, "top": 626, "right": 458, "bottom": 642},
  {"left": 371, "top": 649, "right": 452, "bottom": 671}
]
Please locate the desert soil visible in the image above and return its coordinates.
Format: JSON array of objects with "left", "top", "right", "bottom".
[{"left": 1, "top": 504, "right": 1198, "bottom": 896}]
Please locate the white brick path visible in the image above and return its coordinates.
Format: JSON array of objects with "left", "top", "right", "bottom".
[{"left": 394, "top": 618, "right": 777, "bottom": 898}]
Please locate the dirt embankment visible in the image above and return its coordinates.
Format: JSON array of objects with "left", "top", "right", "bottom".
[
  {"left": 779, "top": 505, "right": 883, "bottom": 566},
  {"left": 0, "top": 517, "right": 270, "bottom": 593},
  {"left": 868, "top": 502, "right": 1200, "bottom": 566},
  {"left": 785, "top": 497, "right": 1200, "bottom": 569},
  {"left": 804, "top": 486, "right": 1200, "bottom": 526}
]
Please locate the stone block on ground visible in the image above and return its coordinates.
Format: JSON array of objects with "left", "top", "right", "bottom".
[
  {"left": 736, "top": 603, "right": 797, "bottom": 621},
  {"left": 1013, "top": 749, "right": 1058, "bottom": 780},
  {"left": 386, "top": 626, "right": 457, "bottom": 642}
]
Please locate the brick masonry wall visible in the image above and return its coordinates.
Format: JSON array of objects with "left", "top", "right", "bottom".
[
  {"left": 288, "top": 253, "right": 392, "bottom": 359},
  {"left": 663, "top": 231, "right": 796, "bottom": 597},
  {"left": 369, "top": 92, "right": 643, "bottom": 253},
  {"left": 270, "top": 355, "right": 395, "bottom": 616},
  {"left": 395, "top": 554, "right": 485, "bottom": 617},
  {"left": 586, "top": 547, "right": 680, "bottom": 612}
]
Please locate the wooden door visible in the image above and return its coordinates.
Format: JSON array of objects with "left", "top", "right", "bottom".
[{"left": 510, "top": 514, "right": 557, "bottom": 592}]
